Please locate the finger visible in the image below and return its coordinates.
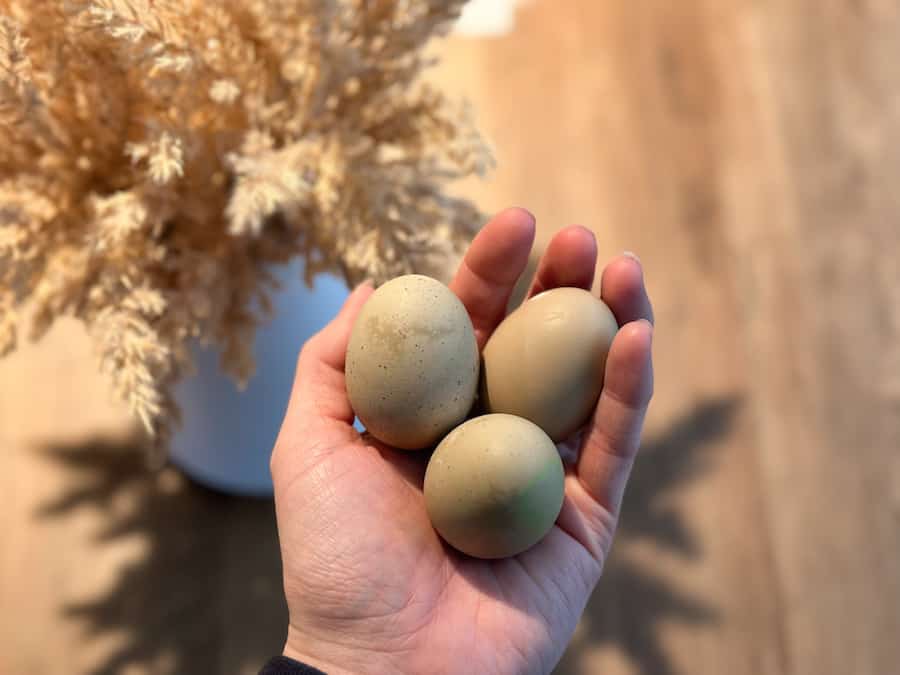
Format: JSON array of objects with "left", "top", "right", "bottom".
[
  {"left": 285, "top": 281, "right": 374, "bottom": 426},
  {"left": 449, "top": 207, "right": 536, "bottom": 347},
  {"left": 576, "top": 319, "right": 654, "bottom": 517},
  {"left": 600, "top": 253, "right": 655, "bottom": 325},
  {"left": 526, "top": 225, "right": 597, "bottom": 298}
]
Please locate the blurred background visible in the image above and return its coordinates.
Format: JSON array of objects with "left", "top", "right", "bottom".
[{"left": 2, "top": 1, "right": 900, "bottom": 673}]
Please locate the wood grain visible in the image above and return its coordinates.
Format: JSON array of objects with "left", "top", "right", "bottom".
[{"left": 2, "top": 1, "right": 898, "bottom": 674}]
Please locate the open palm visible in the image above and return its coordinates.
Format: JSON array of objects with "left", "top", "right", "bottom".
[{"left": 270, "top": 209, "right": 654, "bottom": 675}]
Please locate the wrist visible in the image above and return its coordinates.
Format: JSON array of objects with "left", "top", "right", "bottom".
[
  {"left": 282, "top": 645, "right": 348, "bottom": 675},
  {"left": 263, "top": 655, "right": 328, "bottom": 675},
  {"left": 284, "top": 624, "right": 407, "bottom": 675},
  {"left": 281, "top": 640, "right": 353, "bottom": 675}
]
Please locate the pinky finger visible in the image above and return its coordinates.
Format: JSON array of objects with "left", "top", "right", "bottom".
[{"left": 576, "top": 318, "right": 654, "bottom": 518}]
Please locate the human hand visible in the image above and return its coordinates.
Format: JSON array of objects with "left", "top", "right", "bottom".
[{"left": 270, "top": 208, "right": 654, "bottom": 675}]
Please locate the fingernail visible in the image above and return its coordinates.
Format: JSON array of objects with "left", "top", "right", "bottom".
[{"left": 622, "top": 250, "right": 641, "bottom": 264}]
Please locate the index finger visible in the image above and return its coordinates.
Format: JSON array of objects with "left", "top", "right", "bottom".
[{"left": 449, "top": 207, "right": 536, "bottom": 348}]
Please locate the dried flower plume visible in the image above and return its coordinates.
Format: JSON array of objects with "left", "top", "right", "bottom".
[{"left": 0, "top": 1, "right": 491, "bottom": 443}]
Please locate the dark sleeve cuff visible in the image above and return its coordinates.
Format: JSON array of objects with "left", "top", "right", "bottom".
[{"left": 259, "top": 655, "right": 329, "bottom": 675}]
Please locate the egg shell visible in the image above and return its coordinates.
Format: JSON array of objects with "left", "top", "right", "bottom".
[
  {"left": 424, "top": 413, "right": 565, "bottom": 559},
  {"left": 345, "top": 274, "right": 479, "bottom": 449},
  {"left": 480, "top": 287, "right": 618, "bottom": 442}
]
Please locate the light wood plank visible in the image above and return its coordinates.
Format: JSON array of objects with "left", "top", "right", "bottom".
[{"left": 2, "top": 1, "right": 899, "bottom": 673}]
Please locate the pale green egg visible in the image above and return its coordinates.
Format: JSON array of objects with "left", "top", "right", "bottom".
[
  {"left": 424, "top": 414, "right": 565, "bottom": 559},
  {"left": 346, "top": 274, "right": 479, "bottom": 450},
  {"left": 481, "top": 287, "right": 618, "bottom": 442}
]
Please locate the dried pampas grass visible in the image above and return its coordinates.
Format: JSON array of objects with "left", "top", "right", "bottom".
[{"left": 0, "top": 1, "right": 491, "bottom": 443}]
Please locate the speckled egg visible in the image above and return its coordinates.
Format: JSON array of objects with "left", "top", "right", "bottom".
[
  {"left": 345, "top": 274, "right": 479, "bottom": 449},
  {"left": 424, "top": 413, "right": 565, "bottom": 559},
  {"left": 481, "top": 287, "right": 619, "bottom": 442}
]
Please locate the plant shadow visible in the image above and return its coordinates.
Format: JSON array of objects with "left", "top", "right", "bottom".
[
  {"left": 34, "top": 395, "right": 738, "bottom": 675},
  {"left": 553, "top": 396, "right": 742, "bottom": 675},
  {"left": 34, "top": 437, "right": 286, "bottom": 675}
]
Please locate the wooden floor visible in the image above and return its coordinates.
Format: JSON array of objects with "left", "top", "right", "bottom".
[{"left": 3, "top": 1, "right": 900, "bottom": 674}]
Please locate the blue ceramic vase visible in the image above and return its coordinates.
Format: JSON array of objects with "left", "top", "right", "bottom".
[{"left": 170, "top": 260, "right": 350, "bottom": 496}]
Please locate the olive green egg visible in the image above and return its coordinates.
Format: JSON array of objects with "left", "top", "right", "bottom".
[
  {"left": 424, "top": 414, "right": 565, "bottom": 559},
  {"left": 481, "top": 287, "right": 619, "bottom": 442},
  {"left": 345, "top": 274, "right": 479, "bottom": 450}
]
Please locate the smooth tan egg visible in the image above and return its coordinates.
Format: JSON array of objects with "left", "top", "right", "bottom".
[
  {"left": 345, "top": 274, "right": 479, "bottom": 449},
  {"left": 424, "top": 414, "right": 565, "bottom": 559},
  {"left": 480, "top": 287, "right": 618, "bottom": 442}
]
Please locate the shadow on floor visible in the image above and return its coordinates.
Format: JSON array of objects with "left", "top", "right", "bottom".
[
  {"left": 555, "top": 396, "right": 741, "bottom": 675},
  {"left": 34, "top": 437, "right": 286, "bottom": 675},
  {"left": 35, "top": 395, "right": 739, "bottom": 675}
]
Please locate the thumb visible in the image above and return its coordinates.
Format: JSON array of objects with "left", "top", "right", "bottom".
[{"left": 282, "top": 280, "right": 374, "bottom": 429}]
